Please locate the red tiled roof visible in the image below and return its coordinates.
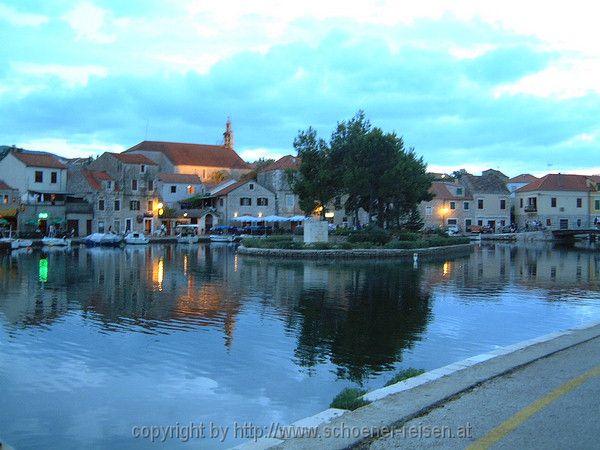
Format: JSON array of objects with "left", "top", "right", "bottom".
[
  {"left": 12, "top": 151, "right": 66, "bottom": 169},
  {"left": 261, "top": 155, "right": 300, "bottom": 172},
  {"left": 0, "top": 180, "right": 16, "bottom": 190},
  {"left": 82, "top": 170, "right": 113, "bottom": 190},
  {"left": 212, "top": 180, "right": 247, "bottom": 197},
  {"left": 158, "top": 172, "right": 202, "bottom": 184},
  {"left": 429, "top": 182, "right": 472, "bottom": 200},
  {"left": 508, "top": 174, "right": 538, "bottom": 184},
  {"left": 124, "top": 141, "right": 248, "bottom": 169},
  {"left": 110, "top": 153, "right": 157, "bottom": 165},
  {"left": 517, "top": 174, "right": 593, "bottom": 193}
]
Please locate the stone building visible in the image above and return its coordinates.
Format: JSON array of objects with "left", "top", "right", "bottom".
[
  {"left": 256, "top": 155, "right": 303, "bottom": 216},
  {"left": 86, "top": 152, "right": 161, "bottom": 234}
]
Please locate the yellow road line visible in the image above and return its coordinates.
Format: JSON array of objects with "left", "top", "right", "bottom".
[{"left": 467, "top": 363, "right": 600, "bottom": 450}]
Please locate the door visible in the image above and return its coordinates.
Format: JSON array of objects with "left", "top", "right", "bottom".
[
  {"left": 67, "top": 219, "right": 79, "bottom": 237},
  {"left": 144, "top": 218, "right": 153, "bottom": 234},
  {"left": 559, "top": 219, "right": 569, "bottom": 230},
  {"left": 86, "top": 220, "right": 92, "bottom": 235},
  {"left": 204, "top": 214, "right": 213, "bottom": 233}
]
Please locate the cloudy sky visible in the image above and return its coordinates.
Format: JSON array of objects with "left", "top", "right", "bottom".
[{"left": 1, "top": 1, "right": 599, "bottom": 176}]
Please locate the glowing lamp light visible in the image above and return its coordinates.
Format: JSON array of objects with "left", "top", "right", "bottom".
[
  {"left": 324, "top": 211, "right": 334, "bottom": 218},
  {"left": 183, "top": 212, "right": 188, "bottom": 217},
  {"left": 234, "top": 212, "right": 238, "bottom": 218},
  {"left": 157, "top": 202, "right": 164, "bottom": 210},
  {"left": 258, "top": 212, "right": 263, "bottom": 218},
  {"left": 158, "top": 208, "right": 164, "bottom": 217}
]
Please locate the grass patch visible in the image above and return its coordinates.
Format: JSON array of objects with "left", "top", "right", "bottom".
[
  {"left": 384, "top": 368, "right": 425, "bottom": 387},
  {"left": 329, "top": 387, "right": 370, "bottom": 410}
]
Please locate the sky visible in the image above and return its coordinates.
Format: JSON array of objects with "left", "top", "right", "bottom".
[{"left": 1, "top": 0, "right": 600, "bottom": 177}]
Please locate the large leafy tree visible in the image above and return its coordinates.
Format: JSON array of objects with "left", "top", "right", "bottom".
[
  {"left": 289, "top": 127, "right": 339, "bottom": 219},
  {"left": 291, "top": 112, "right": 433, "bottom": 226}
]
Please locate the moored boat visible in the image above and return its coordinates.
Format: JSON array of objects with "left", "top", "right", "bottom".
[
  {"left": 84, "top": 233, "right": 123, "bottom": 246},
  {"left": 124, "top": 232, "right": 150, "bottom": 245},
  {"left": 42, "top": 237, "right": 71, "bottom": 247},
  {"left": 175, "top": 224, "right": 201, "bottom": 244}
]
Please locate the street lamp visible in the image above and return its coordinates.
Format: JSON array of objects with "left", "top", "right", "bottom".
[{"left": 439, "top": 206, "right": 449, "bottom": 227}]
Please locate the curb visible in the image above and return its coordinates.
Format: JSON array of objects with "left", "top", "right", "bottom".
[{"left": 232, "top": 320, "right": 600, "bottom": 449}]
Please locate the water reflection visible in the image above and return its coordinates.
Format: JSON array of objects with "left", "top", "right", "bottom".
[{"left": 1, "top": 243, "right": 600, "bottom": 449}]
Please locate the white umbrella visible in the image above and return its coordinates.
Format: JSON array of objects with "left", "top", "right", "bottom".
[
  {"left": 288, "top": 215, "right": 307, "bottom": 221},
  {"left": 232, "top": 215, "right": 259, "bottom": 222},
  {"left": 262, "top": 215, "right": 288, "bottom": 222}
]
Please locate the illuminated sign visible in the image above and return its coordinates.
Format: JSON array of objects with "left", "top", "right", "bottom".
[{"left": 38, "top": 212, "right": 49, "bottom": 219}]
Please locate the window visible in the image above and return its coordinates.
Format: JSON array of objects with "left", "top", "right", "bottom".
[
  {"left": 170, "top": 185, "right": 177, "bottom": 193},
  {"left": 148, "top": 201, "right": 153, "bottom": 211},
  {"left": 465, "top": 219, "right": 472, "bottom": 227},
  {"left": 547, "top": 218, "right": 552, "bottom": 226},
  {"left": 130, "top": 200, "right": 140, "bottom": 211},
  {"left": 140, "top": 164, "right": 146, "bottom": 173},
  {"left": 520, "top": 198, "right": 523, "bottom": 208},
  {"left": 219, "top": 198, "right": 224, "bottom": 207},
  {"left": 50, "top": 172, "right": 57, "bottom": 184},
  {"left": 463, "top": 201, "right": 469, "bottom": 210},
  {"left": 456, "top": 187, "right": 463, "bottom": 195},
  {"left": 447, "top": 219, "right": 457, "bottom": 225},
  {"left": 501, "top": 220, "right": 506, "bottom": 226},
  {"left": 35, "top": 171, "right": 43, "bottom": 183},
  {"left": 114, "top": 200, "right": 120, "bottom": 211},
  {"left": 576, "top": 198, "right": 582, "bottom": 208},
  {"left": 240, "top": 197, "right": 251, "bottom": 206},
  {"left": 3, "top": 195, "right": 8, "bottom": 204},
  {"left": 477, "top": 220, "right": 483, "bottom": 226},
  {"left": 249, "top": 183, "right": 254, "bottom": 190},
  {"left": 577, "top": 218, "right": 582, "bottom": 227},
  {"left": 596, "top": 200, "right": 600, "bottom": 210},
  {"left": 500, "top": 199, "right": 506, "bottom": 210},
  {"left": 449, "top": 201, "right": 456, "bottom": 210},
  {"left": 106, "top": 181, "right": 112, "bottom": 190},
  {"left": 148, "top": 180, "right": 153, "bottom": 191},
  {"left": 477, "top": 199, "right": 484, "bottom": 209},
  {"left": 551, "top": 197, "right": 557, "bottom": 207},
  {"left": 425, "top": 206, "right": 432, "bottom": 216},
  {"left": 257, "top": 197, "right": 269, "bottom": 206},
  {"left": 125, "top": 219, "right": 132, "bottom": 232},
  {"left": 98, "top": 199, "right": 105, "bottom": 211},
  {"left": 98, "top": 221, "right": 105, "bottom": 233},
  {"left": 187, "top": 185, "right": 195, "bottom": 195},
  {"left": 132, "top": 179, "right": 138, "bottom": 191}
]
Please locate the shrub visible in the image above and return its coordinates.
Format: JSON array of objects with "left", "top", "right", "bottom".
[
  {"left": 384, "top": 240, "right": 417, "bottom": 249},
  {"left": 384, "top": 368, "right": 425, "bottom": 387},
  {"left": 329, "top": 387, "right": 370, "bottom": 410},
  {"left": 347, "top": 226, "right": 391, "bottom": 245},
  {"left": 293, "top": 226, "right": 304, "bottom": 236},
  {"left": 391, "top": 231, "right": 421, "bottom": 241},
  {"left": 331, "top": 228, "right": 352, "bottom": 236}
]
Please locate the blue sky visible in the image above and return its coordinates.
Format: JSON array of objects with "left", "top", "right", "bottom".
[{"left": 1, "top": 1, "right": 599, "bottom": 176}]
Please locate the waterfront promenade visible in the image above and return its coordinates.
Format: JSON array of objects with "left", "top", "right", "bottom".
[{"left": 249, "top": 321, "right": 600, "bottom": 450}]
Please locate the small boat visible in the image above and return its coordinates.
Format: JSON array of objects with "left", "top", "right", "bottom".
[
  {"left": 210, "top": 225, "right": 240, "bottom": 242},
  {"left": 175, "top": 224, "right": 201, "bottom": 244},
  {"left": 124, "top": 232, "right": 149, "bottom": 245},
  {"left": 42, "top": 237, "right": 71, "bottom": 247},
  {"left": 209, "top": 234, "right": 237, "bottom": 242},
  {"left": 84, "top": 232, "right": 123, "bottom": 246}
]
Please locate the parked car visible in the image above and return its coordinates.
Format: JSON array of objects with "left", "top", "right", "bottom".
[{"left": 469, "top": 225, "right": 493, "bottom": 234}]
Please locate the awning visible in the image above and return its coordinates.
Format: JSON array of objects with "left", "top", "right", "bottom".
[
  {"left": 288, "top": 215, "right": 308, "bottom": 221},
  {"left": 0, "top": 208, "right": 17, "bottom": 218},
  {"left": 231, "top": 215, "right": 260, "bottom": 222}
]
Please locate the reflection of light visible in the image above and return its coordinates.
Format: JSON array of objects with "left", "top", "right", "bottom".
[
  {"left": 153, "top": 257, "right": 164, "bottom": 290},
  {"left": 234, "top": 254, "right": 238, "bottom": 272},
  {"left": 443, "top": 261, "right": 450, "bottom": 276},
  {"left": 184, "top": 254, "right": 188, "bottom": 275},
  {"left": 39, "top": 258, "right": 48, "bottom": 282}
]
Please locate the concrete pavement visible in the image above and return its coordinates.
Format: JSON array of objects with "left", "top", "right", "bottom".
[{"left": 249, "top": 321, "right": 600, "bottom": 450}]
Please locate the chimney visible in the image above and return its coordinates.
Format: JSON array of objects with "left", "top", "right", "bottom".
[{"left": 223, "top": 117, "right": 234, "bottom": 149}]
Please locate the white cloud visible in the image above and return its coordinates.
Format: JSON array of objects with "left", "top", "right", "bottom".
[
  {"left": 0, "top": 4, "right": 48, "bottom": 26},
  {"left": 239, "top": 147, "right": 287, "bottom": 162},
  {"left": 494, "top": 58, "right": 600, "bottom": 99},
  {"left": 62, "top": 1, "right": 115, "bottom": 44},
  {"left": 17, "top": 138, "right": 124, "bottom": 159},
  {"left": 12, "top": 63, "right": 108, "bottom": 87}
]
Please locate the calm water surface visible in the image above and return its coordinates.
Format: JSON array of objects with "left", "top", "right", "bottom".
[{"left": 1, "top": 243, "right": 600, "bottom": 448}]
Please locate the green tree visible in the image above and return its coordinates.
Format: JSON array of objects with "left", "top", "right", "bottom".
[{"left": 289, "top": 127, "right": 339, "bottom": 219}]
